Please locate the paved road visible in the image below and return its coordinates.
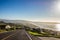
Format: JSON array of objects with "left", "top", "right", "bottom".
[
  {"left": 0, "top": 29, "right": 40, "bottom": 40},
  {"left": 38, "top": 37, "right": 60, "bottom": 40}
]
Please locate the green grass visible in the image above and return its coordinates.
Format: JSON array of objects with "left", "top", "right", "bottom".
[
  {"left": 28, "top": 30, "right": 60, "bottom": 39},
  {"left": 28, "top": 31, "right": 41, "bottom": 35},
  {"left": 28, "top": 30, "right": 54, "bottom": 37},
  {"left": 28, "top": 31, "right": 47, "bottom": 37}
]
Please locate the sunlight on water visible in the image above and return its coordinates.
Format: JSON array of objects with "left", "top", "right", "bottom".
[{"left": 56, "top": 24, "right": 60, "bottom": 31}]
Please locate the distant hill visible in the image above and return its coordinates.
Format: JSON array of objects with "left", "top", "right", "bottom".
[
  {"left": 0, "top": 19, "right": 59, "bottom": 31},
  {"left": 0, "top": 19, "right": 37, "bottom": 28}
]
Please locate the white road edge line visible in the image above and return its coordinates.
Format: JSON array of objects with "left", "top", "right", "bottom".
[{"left": 24, "top": 31, "right": 32, "bottom": 40}]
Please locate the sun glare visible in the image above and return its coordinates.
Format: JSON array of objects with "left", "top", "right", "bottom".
[
  {"left": 56, "top": 1, "right": 60, "bottom": 11},
  {"left": 56, "top": 24, "right": 60, "bottom": 31},
  {"left": 51, "top": 0, "right": 60, "bottom": 14}
]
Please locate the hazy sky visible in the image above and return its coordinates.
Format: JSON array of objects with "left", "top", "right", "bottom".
[{"left": 0, "top": 0, "right": 60, "bottom": 22}]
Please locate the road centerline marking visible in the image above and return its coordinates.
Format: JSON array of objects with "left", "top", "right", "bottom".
[{"left": 1, "top": 30, "right": 20, "bottom": 40}]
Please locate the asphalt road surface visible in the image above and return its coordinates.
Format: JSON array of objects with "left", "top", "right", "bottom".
[
  {"left": 0, "top": 29, "right": 40, "bottom": 40},
  {"left": 38, "top": 37, "right": 60, "bottom": 40}
]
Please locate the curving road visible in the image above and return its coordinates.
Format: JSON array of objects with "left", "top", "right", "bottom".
[{"left": 0, "top": 29, "right": 40, "bottom": 40}]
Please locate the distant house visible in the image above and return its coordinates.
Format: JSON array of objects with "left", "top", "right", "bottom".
[{"left": 5, "top": 25, "right": 11, "bottom": 29}]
